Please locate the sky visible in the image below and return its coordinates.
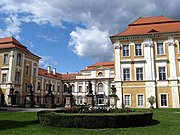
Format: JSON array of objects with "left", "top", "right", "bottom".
[{"left": 0, "top": 0, "right": 180, "bottom": 73}]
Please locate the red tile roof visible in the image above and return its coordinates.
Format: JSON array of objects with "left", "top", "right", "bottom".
[
  {"left": 38, "top": 68, "right": 62, "bottom": 80},
  {"left": 61, "top": 73, "right": 82, "bottom": 81},
  {"left": 112, "top": 16, "right": 180, "bottom": 37},
  {"left": 82, "top": 61, "right": 114, "bottom": 71},
  {"left": 0, "top": 37, "right": 41, "bottom": 59}
]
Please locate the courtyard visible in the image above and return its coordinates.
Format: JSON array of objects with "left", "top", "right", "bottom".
[{"left": 0, "top": 108, "right": 179, "bottom": 135}]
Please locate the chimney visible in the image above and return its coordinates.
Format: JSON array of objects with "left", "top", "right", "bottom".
[
  {"left": 47, "top": 66, "right": 51, "bottom": 73},
  {"left": 53, "top": 68, "right": 56, "bottom": 75}
]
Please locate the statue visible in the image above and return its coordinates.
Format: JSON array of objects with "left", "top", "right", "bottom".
[
  {"left": 9, "top": 86, "right": 14, "bottom": 95},
  {"left": 88, "top": 80, "right": 93, "bottom": 94},
  {"left": 48, "top": 83, "right": 52, "bottom": 94},
  {"left": 111, "top": 85, "right": 116, "bottom": 95},
  {"left": 28, "top": 83, "right": 33, "bottom": 95},
  {"left": 67, "top": 82, "right": 72, "bottom": 94}
]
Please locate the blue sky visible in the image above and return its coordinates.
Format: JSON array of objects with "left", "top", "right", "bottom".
[{"left": 0, "top": 0, "right": 180, "bottom": 73}]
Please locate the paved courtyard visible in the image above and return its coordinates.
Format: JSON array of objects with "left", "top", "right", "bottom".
[{"left": 0, "top": 107, "right": 61, "bottom": 112}]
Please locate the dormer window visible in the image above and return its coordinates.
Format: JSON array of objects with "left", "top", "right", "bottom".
[{"left": 98, "top": 72, "right": 103, "bottom": 77}]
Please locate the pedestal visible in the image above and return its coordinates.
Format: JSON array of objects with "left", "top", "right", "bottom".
[
  {"left": 46, "top": 94, "right": 54, "bottom": 108},
  {"left": 109, "top": 95, "right": 117, "bottom": 109},
  {"left": 86, "top": 94, "right": 94, "bottom": 107},
  {"left": 25, "top": 95, "right": 31, "bottom": 108},
  {"left": 25, "top": 95, "right": 35, "bottom": 108},
  {"left": 65, "top": 94, "right": 71, "bottom": 108},
  {"left": 8, "top": 95, "right": 16, "bottom": 106}
]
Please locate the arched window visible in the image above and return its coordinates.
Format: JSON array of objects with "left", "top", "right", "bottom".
[
  {"left": 17, "top": 53, "right": 22, "bottom": 66},
  {"left": 71, "top": 84, "right": 75, "bottom": 92},
  {"left": 98, "top": 72, "right": 103, "bottom": 77},
  {"left": 98, "top": 83, "right": 103, "bottom": 92},
  {"left": 64, "top": 84, "right": 68, "bottom": 92},
  {"left": 77, "top": 96, "right": 83, "bottom": 105}
]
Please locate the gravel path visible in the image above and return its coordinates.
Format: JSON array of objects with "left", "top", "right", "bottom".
[{"left": 0, "top": 107, "right": 62, "bottom": 112}]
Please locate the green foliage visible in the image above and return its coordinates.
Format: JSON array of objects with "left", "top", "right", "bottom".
[
  {"left": 0, "top": 109, "right": 180, "bottom": 135},
  {"left": 38, "top": 111, "right": 153, "bottom": 128},
  {"left": 147, "top": 96, "right": 156, "bottom": 107}
]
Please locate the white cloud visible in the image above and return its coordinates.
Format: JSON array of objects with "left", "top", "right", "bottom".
[
  {"left": 39, "top": 56, "right": 58, "bottom": 69},
  {"left": 0, "top": 14, "right": 21, "bottom": 39},
  {"left": 69, "top": 26, "right": 113, "bottom": 61},
  {"left": 37, "top": 34, "right": 57, "bottom": 42}
]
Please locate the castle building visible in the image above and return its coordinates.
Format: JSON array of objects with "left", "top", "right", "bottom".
[
  {"left": 0, "top": 15, "right": 180, "bottom": 108},
  {"left": 0, "top": 37, "right": 40, "bottom": 106},
  {"left": 110, "top": 16, "right": 180, "bottom": 108}
]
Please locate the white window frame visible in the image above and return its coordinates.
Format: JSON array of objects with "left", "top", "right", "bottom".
[
  {"left": 135, "top": 44, "right": 143, "bottom": 56},
  {"left": 122, "top": 45, "right": 130, "bottom": 57},
  {"left": 77, "top": 96, "right": 83, "bottom": 105},
  {"left": 2, "top": 73, "right": 7, "bottom": 85},
  {"left": 160, "top": 93, "right": 168, "bottom": 107},
  {"left": 78, "top": 85, "right": 82, "bottom": 92},
  {"left": 158, "top": 66, "right": 167, "bottom": 80},
  {"left": 98, "top": 83, "right": 103, "bottom": 92},
  {"left": 136, "top": 94, "right": 144, "bottom": 107},
  {"left": 156, "top": 42, "right": 165, "bottom": 55},
  {"left": 123, "top": 68, "right": 130, "bottom": 81},
  {"left": 3, "top": 53, "right": 9, "bottom": 65},
  {"left": 135, "top": 67, "right": 143, "bottom": 81},
  {"left": 124, "top": 94, "right": 131, "bottom": 107}
]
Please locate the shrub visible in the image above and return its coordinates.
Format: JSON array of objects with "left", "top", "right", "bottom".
[{"left": 38, "top": 111, "right": 153, "bottom": 128}]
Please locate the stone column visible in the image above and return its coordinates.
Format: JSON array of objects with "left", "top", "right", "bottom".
[
  {"left": 168, "top": 39, "right": 179, "bottom": 108},
  {"left": 143, "top": 39, "right": 156, "bottom": 108},
  {"left": 114, "top": 41, "right": 122, "bottom": 108}
]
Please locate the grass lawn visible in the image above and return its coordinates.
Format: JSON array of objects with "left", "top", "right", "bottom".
[{"left": 0, "top": 109, "right": 180, "bottom": 135}]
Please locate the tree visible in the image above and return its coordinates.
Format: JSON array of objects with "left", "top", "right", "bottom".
[{"left": 147, "top": 96, "right": 156, "bottom": 108}]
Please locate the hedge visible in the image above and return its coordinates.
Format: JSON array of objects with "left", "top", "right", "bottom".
[{"left": 37, "top": 111, "right": 153, "bottom": 128}]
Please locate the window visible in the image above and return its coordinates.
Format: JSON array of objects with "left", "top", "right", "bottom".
[
  {"left": 15, "top": 72, "right": 21, "bottom": 84},
  {"left": 3, "top": 54, "right": 8, "bottom": 64},
  {"left": 16, "top": 53, "right": 22, "bottom": 66},
  {"left": 161, "top": 94, "right": 167, "bottom": 106},
  {"left": 179, "top": 41, "right": 180, "bottom": 53},
  {"left": 123, "top": 45, "right": 129, "bottom": 56},
  {"left": 123, "top": 68, "right": 130, "bottom": 81},
  {"left": 136, "top": 68, "right": 143, "bottom": 80},
  {"left": 26, "top": 65, "right": 29, "bottom": 75},
  {"left": 77, "top": 96, "right": 83, "bottom": 105},
  {"left": 78, "top": 86, "right": 82, "bottom": 92},
  {"left": 157, "top": 43, "right": 164, "bottom": 55},
  {"left": 58, "top": 85, "right": 60, "bottom": 92},
  {"left": 137, "top": 95, "right": 143, "bottom": 106},
  {"left": 86, "top": 86, "right": 88, "bottom": 92},
  {"left": 159, "top": 67, "right": 166, "bottom": 80},
  {"left": 25, "top": 83, "right": 28, "bottom": 92},
  {"left": 98, "top": 72, "right": 103, "bottom": 77},
  {"left": 135, "top": 44, "right": 142, "bottom": 56},
  {"left": 98, "top": 83, "right": 103, "bottom": 92},
  {"left": 33, "top": 68, "right": 37, "bottom": 76},
  {"left": 46, "top": 83, "right": 49, "bottom": 91},
  {"left": 64, "top": 84, "right": 68, "bottom": 92},
  {"left": 52, "top": 84, "right": 55, "bottom": 91},
  {"left": 2, "top": 74, "right": 7, "bottom": 84},
  {"left": 37, "top": 82, "right": 40, "bottom": 90},
  {"left": 97, "top": 97, "right": 104, "bottom": 105},
  {"left": 124, "top": 95, "right": 130, "bottom": 106},
  {"left": 71, "top": 84, "right": 75, "bottom": 92},
  {"left": 57, "top": 97, "right": 60, "bottom": 103}
]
